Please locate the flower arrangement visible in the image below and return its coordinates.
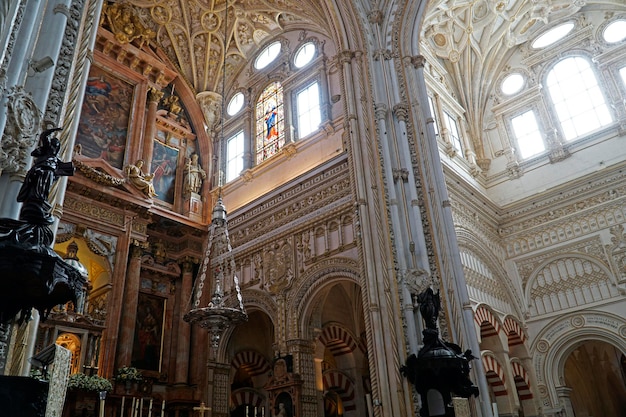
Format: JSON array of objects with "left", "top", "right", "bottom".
[
  {"left": 115, "top": 366, "right": 143, "bottom": 382},
  {"left": 67, "top": 373, "right": 113, "bottom": 392}
]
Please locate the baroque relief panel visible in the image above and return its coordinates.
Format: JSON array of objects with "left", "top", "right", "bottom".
[{"left": 524, "top": 254, "right": 620, "bottom": 317}]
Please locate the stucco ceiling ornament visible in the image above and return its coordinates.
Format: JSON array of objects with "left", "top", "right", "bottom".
[
  {"left": 402, "top": 267, "right": 435, "bottom": 296},
  {"left": 0, "top": 87, "right": 41, "bottom": 175},
  {"left": 196, "top": 91, "right": 223, "bottom": 136},
  {"left": 125, "top": 0, "right": 327, "bottom": 93},
  {"left": 103, "top": 1, "right": 156, "bottom": 46}
]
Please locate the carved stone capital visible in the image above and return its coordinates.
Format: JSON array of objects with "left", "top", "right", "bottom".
[
  {"left": 393, "top": 103, "right": 409, "bottom": 122},
  {"left": 374, "top": 103, "right": 388, "bottom": 120},
  {"left": 148, "top": 87, "right": 165, "bottom": 104}
]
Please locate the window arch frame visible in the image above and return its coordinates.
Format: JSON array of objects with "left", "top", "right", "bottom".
[
  {"left": 540, "top": 52, "right": 614, "bottom": 142},
  {"left": 221, "top": 36, "right": 331, "bottom": 183}
]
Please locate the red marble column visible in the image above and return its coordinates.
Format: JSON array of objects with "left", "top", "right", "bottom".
[
  {"left": 99, "top": 230, "right": 132, "bottom": 377},
  {"left": 116, "top": 243, "right": 143, "bottom": 367},
  {"left": 174, "top": 260, "right": 193, "bottom": 383},
  {"left": 142, "top": 87, "right": 164, "bottom": 173}
]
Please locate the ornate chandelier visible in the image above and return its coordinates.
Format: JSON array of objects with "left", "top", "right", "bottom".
[{"left": 184, "top": 196, "right": 247, "bottom": 350}]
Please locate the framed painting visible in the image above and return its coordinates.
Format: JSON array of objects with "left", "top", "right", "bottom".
[
  {"left": 76, "top": 66, "right": 134, "bottom": 169},
  {"left": 131, "top": 293, "right": 165, "bottom": 372},
  {"left": 151, "top": 140, "right": 178, "bottom": 204}
]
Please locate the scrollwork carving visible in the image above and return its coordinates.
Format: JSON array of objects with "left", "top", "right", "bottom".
[{"left": 0, "top": 87, "right": 41, "bottom": 175}]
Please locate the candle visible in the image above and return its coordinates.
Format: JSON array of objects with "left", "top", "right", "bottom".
[
  {"left": 148, "top": 399, "right": 153, "bottom": 417},
  {"left": 161, "top": 400, "right": 165, "bottom": 417},
  {"left": 131, "top": 398, "right": 136, "bottom": 417},
  {"left": 121, "top": 397, "right": 126, "bottom": 417},
  {"left": 139, "top": 398, "right": 144, "bottom": 417},
  {"left": 135, "top": 398, "right": 140, "bottom": 417}
]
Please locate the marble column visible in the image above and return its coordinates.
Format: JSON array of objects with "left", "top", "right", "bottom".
[
  {"left": 142, "top": 87, "right": 164, "bottom": 173},
  {"left": 555, "top": 386, "right": 575, "bottom": 417},
  {"left": 117, "top": 243, "right": 143, "bottom": 367},
  {"left": 174, "top": 260, "right": 193, "bottom": 384}
]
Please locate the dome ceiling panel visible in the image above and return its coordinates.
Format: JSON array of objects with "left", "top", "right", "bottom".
[
  {"left": 420, "top": 0, "right": 623, "bottom": 164},
  {"left": 125, "top": 0, "right": 329, "bottom": 93}
]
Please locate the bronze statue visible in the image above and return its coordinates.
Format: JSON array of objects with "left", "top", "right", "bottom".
[
  {"left": 17, "top": 128, "right": 74, "bottom": 225},
  {"left": 0, "top": 128, "right": 83, "bottom": 323}
]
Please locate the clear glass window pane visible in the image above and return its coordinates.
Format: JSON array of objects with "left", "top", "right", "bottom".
[
  {"left": 227, "top": 92, "right": 244, "bottom": 116},
  {"left": 512, "top": 110, "right": 545, "bottom": 159},
  {"left": 532, "top": 22, "right": 574, "bottom": 48},
  {"left": 501, "top": 73, "right": 525, "bottom": 95},
  {"left": 443, "top": 110, "right": 462, "bottom": 153},
  {"left": 546, "top": 56, "right": 613, "bottom": 140},
  {"left": 255, "top": 41, "right": 281, "bottom": 70},
  {"left": 226, "top": 131, "right": 244, "bottom": 182},
  {"left": 297, "top": 82, "right": 321, "bottom": 138},
  {"left": 256, "top": 82, "right": 284, "bottom": 163},
  {"left": 294, "top": 42, "right": 316, "bottom": 68},
  {"left": 428, "top": 96, "right": 439, "bottom": 136},
  {"left": 603, "top": 20, "right": 626, "bottom": 43}
]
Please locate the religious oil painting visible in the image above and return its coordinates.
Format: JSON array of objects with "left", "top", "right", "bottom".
[
  {"left": 76, "top": 66, "right": 134, "bottom": 169},
  {"left": 151, "top": 140, "right": 179, "bottom": 204},
  {"left": 131, "top": 293, "right": 165, "bottom": 372}
]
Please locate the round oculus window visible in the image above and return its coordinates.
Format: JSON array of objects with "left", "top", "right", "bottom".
[{"left": 255, "top": 41, "right": 281, "bottom": 70}]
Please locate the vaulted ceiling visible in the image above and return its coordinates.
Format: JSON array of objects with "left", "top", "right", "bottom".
[
  {"left": 117, "top": 0, "right": 624, "bottom": 186},
  {"left": 126, "top": 0, "right": 331, "bottom": 93}
]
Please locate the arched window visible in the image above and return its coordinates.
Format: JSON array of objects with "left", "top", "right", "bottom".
[
  {"left": 256, "top": 82, "right": 284, "bottom": 163},
  {"left": 546, "top": 56, "right": 613, "bottom": 140},
  {"left": 226, "top": 130, "right": 244, "bottom": 182},
  {"left": 511, "top": 110, "right": 544, "bottom": 158},
  {"left": 296, "top": 81, "right": 321, "bottom": 139}
]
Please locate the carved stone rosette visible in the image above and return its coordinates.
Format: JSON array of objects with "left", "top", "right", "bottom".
[{"left": 0, "top": 87, "right": 41, "bottom": 175}]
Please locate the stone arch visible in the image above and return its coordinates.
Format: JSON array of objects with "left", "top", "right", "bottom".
[
  {"left": 531, "top": 310, "right": 626, "bottom": 409},
  {"left": 502, "top": 315, "right": 527, "bottom": 348},
  {"left": 322, "top": 369, "right": 357, "bottom": 412},
  {"left": 231, "top": 350, "right": 272, "bottom": 377},
  {"left": 456, "top": 229, "right": 525, "bottom": 316},
  {"left": 510, "top": 359, "right": 532, "bottom": 400},
  {"left": 231, "top": 387, "right": 266, "bottom": 409},
  {"left": 318, "top": 323, "right": 361, "bottom": 357},
  {"left": 524, "top": 253, "right": 618, "bottom": 317},
  {"left": 474, "top": 304, "right": 502, "bottom": 340},
  {"left": 289, "top": 257, "right": 361, "bottom": 339},
  {"left": 482, "top": 352, "right": 507, "bottom": 398}
]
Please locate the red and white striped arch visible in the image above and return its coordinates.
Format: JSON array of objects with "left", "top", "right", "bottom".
[
  {"left": 511, "top": 361, "right": 533, "bottom": 400},
  {"left": 318, "top": 324, "right": 359, "bottom": 356},
  {"left": 322, "top": 370, "right": 356, "bottom": 411},
  {"left": 482, "top": 354, "right": 507, "bottom": 397},
  {"left": 503, "top": 317, "right": 527, "bottom": 347},
  {"left": 231, "top": 350, "right": 272, "bottom": 377},
  {"left": 231, "top": 388, "right": 265, "bottom": 408},
  {"left": 475, "top": 305, "right": 501, "bottom": 339}
]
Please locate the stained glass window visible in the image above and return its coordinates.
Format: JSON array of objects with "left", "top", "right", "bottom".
[{"left": 256, "top": 82, "right": 284, "bottom": 163}]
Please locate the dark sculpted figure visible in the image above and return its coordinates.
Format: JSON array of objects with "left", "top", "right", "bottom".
[
  {"left": 417, "top": 287, "right": 440, "bottom": 330},
  {"left": 17, "top": 128, "right": 73, "bottom": 225},
  {"left": 0, "top": 127, "right": 83, "bottom": 323}
]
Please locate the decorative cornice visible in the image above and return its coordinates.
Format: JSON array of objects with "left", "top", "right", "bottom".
[{"left": 73, "top": 159, "right": 127, "bottom": 186}]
